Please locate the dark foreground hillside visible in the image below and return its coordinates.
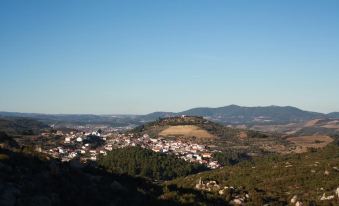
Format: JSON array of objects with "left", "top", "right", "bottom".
[
  {"left": 0, "top": 117, "right": 49, "bottom": 135},
  {"left": 1, "top": 133, "right": 339, "bottom": 206},
  {"left": 0, "top": 148, "right": 170, "bottom": 206},
  {"left": 0, "top": 134, "right": 226, "bottom": 206},
  {"left": 0, "top": 147, "right": 232, "bottom": 206}
]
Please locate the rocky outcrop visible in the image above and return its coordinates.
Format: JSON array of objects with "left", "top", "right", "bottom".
[
  {"left": 295, "top": 201, "right": 303, "bottom": 206},
  {"left": 290, "top": 195, "right": 298, "bottom": 204},
  {"left": 195, "top": 178, "right": 220, "bottom": 191},
  {"left": 320, "top": 187, "right": 339, "bottom": 201},
  {"left": 195, "top": 179, "right": 250, "bottom": 205},
  {"left": 320, "top": 193, "right": 334, "bottom": 201}
]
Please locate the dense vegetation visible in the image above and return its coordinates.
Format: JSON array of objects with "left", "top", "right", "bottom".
[
  {"left": 213, "top": 150, "right": 251, "bottom": 166},
  {"left": 0, "top": 117, "right": 49, "bottom": 135},
  {"left": 0, "top": 131, "right": 19, "bottom": 148},
  {"left": 0, "top": 148, "right": 176, "bottom": 206},
  {"left": 168, "top": 143, "right": 339, "bottom": 205},
  {"left": 98, "top": 147, "right": 207, "bottom": 180}
]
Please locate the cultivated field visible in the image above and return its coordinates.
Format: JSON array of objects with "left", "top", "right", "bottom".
[
  {"left": 287, "top": 135, "right": 334, "bottom": 153},
  {"left": 159, "top": 125, "right": 215, "bottom": 139}
]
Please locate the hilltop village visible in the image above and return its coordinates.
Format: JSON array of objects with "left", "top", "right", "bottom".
[{"left": 39, "top": 128, "right": 221, "bottom": 169}]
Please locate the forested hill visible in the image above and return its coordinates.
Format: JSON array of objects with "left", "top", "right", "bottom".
[
  {"left": 0, "top": 132, "right": 19, "bottom": 148},
  {"left": 0, "top": 117, "right": 49, "bottom": 135},
  {"left": 98, "top": 146, "right": 207, "bottom": 180}
]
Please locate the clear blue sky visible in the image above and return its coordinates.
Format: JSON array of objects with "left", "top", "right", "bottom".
[{"left": 0, "top": 0, "right": 338, "bottom": 114}]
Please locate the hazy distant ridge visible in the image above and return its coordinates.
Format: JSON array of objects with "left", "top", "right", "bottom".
[
  {"left": 0, "top": 105, "right": 337, "bottom": 125},
  {"left": 327, "top": 112, "right": 339, "bottom": 118},
  {"left": 144, "top": 105, "right": 328, "bottom": 124}
]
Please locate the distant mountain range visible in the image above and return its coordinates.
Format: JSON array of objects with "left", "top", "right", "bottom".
[
  {"left": 327, "top": 112, "right": 339, "bottom": 118},
  {"left": 0, "top": 105, "right": 337, "bottom": 126},
  {"left": 142, "top": 105, "right": 331, "bottom": 124},
  {"left": 0, "top": 112, "right": 141, "bottom": 127}
]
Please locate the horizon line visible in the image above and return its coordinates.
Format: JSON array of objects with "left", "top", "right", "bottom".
[{"left": 0, "top": 104, "right": 337, "bottom": 116}]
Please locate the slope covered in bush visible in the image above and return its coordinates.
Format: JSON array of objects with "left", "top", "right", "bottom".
[{"left": 98, "top": 147, "right": 208, "bottom": 180}]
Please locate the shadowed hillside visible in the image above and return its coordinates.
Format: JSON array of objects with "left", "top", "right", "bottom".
[
  {"left": 0, "top": 136, "right": 232, "bottom": 206},
  {"left": 0, "top": 117, "right": 49, "bottom": 135}
]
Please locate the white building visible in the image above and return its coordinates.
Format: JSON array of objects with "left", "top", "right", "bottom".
[
  {"left": 64, "top": 137, "right": 71, "bottom": 143},
  {"left": 58, "top": 148, "right": 65, "bottom": 154}
]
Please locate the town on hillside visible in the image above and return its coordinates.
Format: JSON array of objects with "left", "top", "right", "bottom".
[{"left": 34, "top": 123, "right": 221, "bottom": 169}]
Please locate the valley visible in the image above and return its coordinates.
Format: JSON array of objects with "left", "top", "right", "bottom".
[{"left": 1, "top": 107, "right": 339, "bottom": 206}]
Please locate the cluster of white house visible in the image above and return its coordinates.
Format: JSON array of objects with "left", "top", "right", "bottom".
[
  {"left": 143, "top": 135, "right": 220, "bottom": 169},
  {"left": 106, "top": 133, "right": 221, "bottom": 169},
  {"left": 45, "top": 130, "right": 110, "bottom": 162},
  {"left": 42, "top": 130, "right": 221, "bottom": 169}
]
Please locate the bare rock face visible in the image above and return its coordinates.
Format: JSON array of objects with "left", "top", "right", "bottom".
[
  {"left": 295, "top": 201, "right": 303, "bottom": 206},
  {"left": 195, "top": 178, "right": 221, "bottom": 192},
  {"left": 320, "top": 193, "right": 335, "bottom": 201},
  {"left": 290, "top": 195, "right": 298, "bottom": 204},
  {"left": 232, "top": 198, "right": 243, "bottom": 205}
]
